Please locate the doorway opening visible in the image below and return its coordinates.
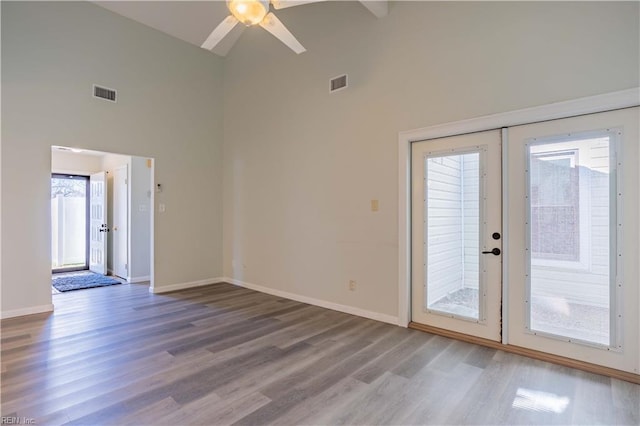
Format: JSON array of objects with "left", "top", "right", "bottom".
[
  {"left": 51, "top": 173, "right": 89, "bottom": 273},
  {"left": 51, "top": 146, "right": 154, "bottom": 293}
]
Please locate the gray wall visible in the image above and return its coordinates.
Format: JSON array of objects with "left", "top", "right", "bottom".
[
  {"left": 223, "top": 1, "right": 639, "bottom": 318},
  {"left": 51, "top": 151, "right": 103, "bottom": 175},
  {"left": 2, "top": 1, "right": 638, "bottom": 319},
  {"left": 130, "top": 156, "right": 151, "bottom": 281},
  {"left": 1, "top": 1, "right": 224, "bottom": 314}
]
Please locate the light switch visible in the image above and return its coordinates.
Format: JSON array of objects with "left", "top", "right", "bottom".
[
  {"left": 371, "top": 199, "right": 379, "bottom": 212},
  {"left": 159, "top": 203, "right": 166, "bottom": 213}
]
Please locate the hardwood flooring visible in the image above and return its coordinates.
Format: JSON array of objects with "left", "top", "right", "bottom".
[{"left": 1, "top": 282, "right": 638, "bottom": 425}]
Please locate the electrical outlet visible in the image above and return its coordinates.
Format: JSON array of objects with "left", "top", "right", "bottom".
[{"left": 349, "top": 280, "right": 356, "bottom": 291}]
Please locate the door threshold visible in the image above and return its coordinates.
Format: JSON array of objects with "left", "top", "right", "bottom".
[
  {"left": 409, "top": 322, "right": 640, "bottom": 384},
  {"left": 52, "top": 268, "right": 90, "bottom": 274}
]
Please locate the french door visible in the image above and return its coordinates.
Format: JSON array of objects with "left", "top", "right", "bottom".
[
  {"left": 506, "top": 107, "right": 639, "bottom": 373},
  {"left": 411, "top": 130, "right": 502, "bottom": 341},
  {"left": 411, "top": 107, "right": 639, "bottom": 373}
]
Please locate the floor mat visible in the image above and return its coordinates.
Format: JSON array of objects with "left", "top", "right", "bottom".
[{"left": 52, "top": 271, "right": 121, "bottom": 292}]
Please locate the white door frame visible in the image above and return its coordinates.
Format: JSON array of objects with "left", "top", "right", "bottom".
[
  {"left": 398, "top": 88, "right": 639, "bottom": 329},
  {"left": 50, "top": 150, "right": 156, "bottom": 292}
]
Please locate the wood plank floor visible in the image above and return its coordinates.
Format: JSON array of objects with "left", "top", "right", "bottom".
[{"left": 1, "top": 282, "right": 638, "bottom": 425}]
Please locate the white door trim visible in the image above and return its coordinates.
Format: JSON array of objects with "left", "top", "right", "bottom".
[
  {"left": 398, "top": 87, "right": 640, "bottom": 327},
  {"left": 148, "top": 159, "right": 156, "bottom": 293}
]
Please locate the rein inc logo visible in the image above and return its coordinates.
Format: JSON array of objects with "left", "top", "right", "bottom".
[{"left": 1, "top": 418, "right": 35, "bottom": 425}]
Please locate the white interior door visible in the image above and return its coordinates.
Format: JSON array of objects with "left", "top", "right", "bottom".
[
  {"left": 411, "top": 130, "right": 502, "bottom": 341},
  {"left": 506, "top": 107, "right": 639, "bottom": 373},
  {"left": 89, "top": 171, "right": 107, "bottom": 275},
  {"left": 113, "top": 165, "right": 129, "bottom": 280}
]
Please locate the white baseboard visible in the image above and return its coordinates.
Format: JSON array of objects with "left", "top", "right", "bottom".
[
  {"left": 149, "top": 277, "right": 225, "bottom": 294},
  {"left": 129, "top": 275, "right": 151, "bottom": 283},
  {"left": 107, "top": 269, "right": 128, "bottom": 281},
  {"left": 223, "top": 277, "right": 399, "bottom": 325},
  {"left": 147, "top": 276, "right": 400, "bottom": 326},
  {"left": 1, "top": 304, "right": 54, "bottom": 319}
]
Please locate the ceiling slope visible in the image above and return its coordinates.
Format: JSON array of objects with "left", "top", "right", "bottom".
[{"left": 93, "top": 1, "right": 387, "bottom": 56}]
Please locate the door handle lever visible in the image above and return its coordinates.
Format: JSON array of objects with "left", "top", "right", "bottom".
[{"left": 482, "top": 248, "right": 501, "bottom": 256}]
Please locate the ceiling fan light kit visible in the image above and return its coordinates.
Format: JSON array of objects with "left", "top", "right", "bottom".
[
  {"left": 201, "top": 0, "right": 388, "bottom": 55},
  {"left": 227, "top": 0, "right": 269, "bottom": 26}
]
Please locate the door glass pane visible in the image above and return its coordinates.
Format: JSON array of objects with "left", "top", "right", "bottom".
[
  {"left": 425, "top": 152, "right": 480, "bottom": 320},
  {"left": 51, "top": 175, "right": 88, "bottom": 270},
  {"left": 528, "top": 135, "right": 612, "bottom": 346}
]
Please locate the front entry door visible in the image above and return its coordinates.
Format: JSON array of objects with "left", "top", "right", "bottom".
[
  {"left": 89, "top": 171, "right": 107, "bottom": 275},
  {"left": 411, "top": 130, "right": 502, "bottom": 341}
]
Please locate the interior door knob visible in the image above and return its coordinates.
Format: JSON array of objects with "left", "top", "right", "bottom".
[{"left": 482, "top": 248, "right": 501, "bottom": 256}]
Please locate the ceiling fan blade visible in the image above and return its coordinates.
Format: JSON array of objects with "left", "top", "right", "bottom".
[
  {"left": 271, "top": 0, "right": 325, "bottom": 10},
  {"left": 201, "top": 15, "right": 239, "bottom": 50},
  {"left": 359, "top": 1, "right": 388, "bottom": 18},
  {"left": 259, "top": 12, "right": 306, "bottom": 54}
]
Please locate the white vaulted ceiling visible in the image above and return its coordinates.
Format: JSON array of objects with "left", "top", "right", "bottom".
[{"left": 93, "top": 1, "right": 387, "bottom": 56}]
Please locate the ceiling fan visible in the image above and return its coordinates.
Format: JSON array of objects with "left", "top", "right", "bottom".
[{"left": 201, "top": 0, "right": 387, "bottom": 54}]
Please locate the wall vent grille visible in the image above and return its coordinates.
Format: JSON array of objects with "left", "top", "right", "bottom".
[
  {"left": 93, "top": 85, "right": 117, "bottom": 102},
  {"left": 330, "top": 75, "right": 348, "bottom": 93}
]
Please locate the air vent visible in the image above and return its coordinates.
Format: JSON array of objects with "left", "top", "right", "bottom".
[
  {"left": 330, "top": 74, "right": 348, "bottom": 93},
  {"left": 93, "top": 84, "right": 117, "bottom": 102}
]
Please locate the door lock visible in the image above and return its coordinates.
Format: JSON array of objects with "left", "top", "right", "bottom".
[{"left": 482, "top": 248, "right": 501, "bottom": 256}]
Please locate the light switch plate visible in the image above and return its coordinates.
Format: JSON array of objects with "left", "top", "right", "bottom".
[{"left": 371, "top": 199, "right": 379, "bottom": 212}]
